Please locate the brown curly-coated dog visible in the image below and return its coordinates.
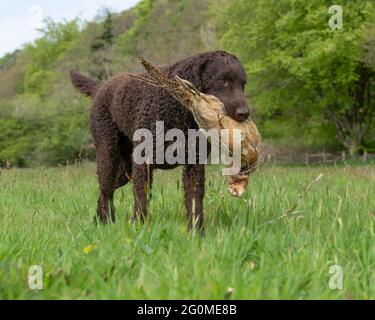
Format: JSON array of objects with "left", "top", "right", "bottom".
[{"left": 70, "top": 50, "right": 250, "bottom": 232}]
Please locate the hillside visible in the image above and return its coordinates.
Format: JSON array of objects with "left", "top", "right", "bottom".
[
  {"left": 0, "top": 0, "right": 217, "bottom": 166},
  {"left": 0, "top": 0, "right": 374, "bottom": 166}
]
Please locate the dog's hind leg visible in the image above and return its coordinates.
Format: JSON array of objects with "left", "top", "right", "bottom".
[
  {"left": 132, "top": 163, "right": 153, "bottom": 222},
  {"left": 91, "top": 105, "right": 121, "bottom": 224},
  {"left": 95, "top": 142, "right": 120, "bottom": 224},
  {"left": 95, "top": 131, "right": 133, "bottom": 224}
]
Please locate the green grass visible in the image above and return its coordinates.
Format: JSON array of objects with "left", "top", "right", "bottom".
[{"left": 0, "top": 163, "right": 374, "bottom": 299}]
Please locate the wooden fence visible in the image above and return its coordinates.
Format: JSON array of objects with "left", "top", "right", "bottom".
[{"left": 263, "top": 151, "right": 375, "bottom": 164}]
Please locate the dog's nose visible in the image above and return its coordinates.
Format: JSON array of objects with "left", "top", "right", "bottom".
[{"left": 235, "top": 108, "right": 250, "bottom": 122}]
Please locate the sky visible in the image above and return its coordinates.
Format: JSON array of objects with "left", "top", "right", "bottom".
[{"left": 0, "top": 0, "right": 141, "bottom": 58}]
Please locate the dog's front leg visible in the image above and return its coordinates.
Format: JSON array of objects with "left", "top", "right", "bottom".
[
  {"left": 132, "top": 163, "right": 153, "bottom": 222},
  {"left": 183, "top": 164, "right": 205, "bottom": 233}
]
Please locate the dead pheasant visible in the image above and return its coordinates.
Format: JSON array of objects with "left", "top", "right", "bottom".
[{"left": 128, "top": 57, "right": 261, "bottom": 198}]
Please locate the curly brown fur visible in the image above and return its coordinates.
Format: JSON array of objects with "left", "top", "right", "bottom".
[
  {"left": 70, "top": 50, "right": 250, "bottom": 231},
  {"left": 70, "top": 70, "right": 100, "bottom": 97}
]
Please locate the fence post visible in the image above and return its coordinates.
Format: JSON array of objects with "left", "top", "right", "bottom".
[
  {"left": 363, "top": 151, "right": 367, "bottom": 162},
  {"left": 341, "top": 151, "right": 346, "bottom": 162},
  {"left": 322, "top": 149, "right": 327, "bottom": 163}
]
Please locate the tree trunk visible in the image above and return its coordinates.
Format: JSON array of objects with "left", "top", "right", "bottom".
[{"left": 326, "top": 64, "right": 374, "bottom": 156}]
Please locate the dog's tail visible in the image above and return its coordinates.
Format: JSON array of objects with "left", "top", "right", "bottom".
[{"left": 70, "top": 70, "right": 100, "bottom": 98}]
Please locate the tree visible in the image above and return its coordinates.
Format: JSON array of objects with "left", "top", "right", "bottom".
[
  {"left": 361, "top": 24, "right": 375, "bottom": 151},
  {"left": 22, "top": 18, "right": 81, "bottom": 96},
  {"left": 89, "top": 9, "right": 115, "bottom": 80},
  {"left": 0, "top": 50, "right": 20, "bottom": 71},
  {"left": 221, "top": 0, "right": 375, "bottom": 155},
  {"left": 116, "top": 0, "right": 153, "bottom": 56}
]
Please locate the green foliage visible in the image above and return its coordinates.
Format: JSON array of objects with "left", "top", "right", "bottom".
[
  {"left": 0, "top": 118, "right": 36, "bottom": 167},
  {"left": 89, "top": 9, "right": 115, "bottom": 80},
  {"left": 116, "top": 0, "right": 153, "bottom": 55},
  {"left": 168, "top": 0, "right": 189, "bottom": 26},
  {"left": 1, "top": 0, "right": 211, "bottom": 167},
  {"left": 220, "top": 0, "right": 375, "bottom": 152},
  {"left": 22, "top": 19, "right": 81, "bottom": 96},
  {"left": 91, "top": 9, "right": 114, "bottom": 51},
  {"left": 0, "top": 95, "right": 45, "bottom": 166},
  {"left": 33, "top": 111, "right": 91, "bottom": 165},
  {"left": 0, "top": 18, "right": 89, "bottom": 167},
  {"left": 0, "top": 93, "right": 92, "bottom": 167},
  {"left": 0, "top": 50, "right": 20, "bottom": 71},
  {"left": 112, "top": 0, "right": 210, "bottom": 72}
]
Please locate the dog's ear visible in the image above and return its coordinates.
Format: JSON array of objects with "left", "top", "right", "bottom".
[{"left": 192, "top": 59, "right": 209, "bottom": 92}]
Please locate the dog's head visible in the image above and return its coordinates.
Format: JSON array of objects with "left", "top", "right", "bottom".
[{"left": 197, "top": 52, "right": 250, "bottom": 122}]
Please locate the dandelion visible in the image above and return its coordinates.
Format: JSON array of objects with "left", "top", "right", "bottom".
[{"left": 83, "top": 244, "right": 96, "bottom": 255}]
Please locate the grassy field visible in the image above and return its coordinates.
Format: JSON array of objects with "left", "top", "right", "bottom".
[{"left": 0, "top": 162, "right": 374, "bottom": 299}]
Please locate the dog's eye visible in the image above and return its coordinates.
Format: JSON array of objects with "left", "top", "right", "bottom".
[{"left": 219, "top": 80, "right": 229, "bottom": 87}]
